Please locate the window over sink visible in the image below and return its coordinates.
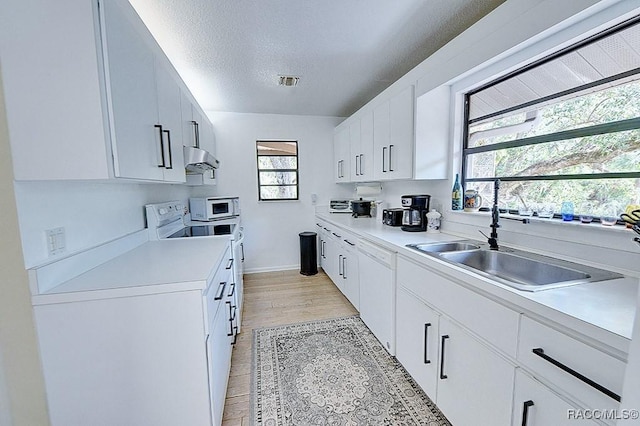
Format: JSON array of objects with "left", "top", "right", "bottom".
[
  {"left": 462, "top": 16, "right": 640, "bottom": 223},
  {"left": 256, "top": 140, "right": 299, "bottom": 201}
]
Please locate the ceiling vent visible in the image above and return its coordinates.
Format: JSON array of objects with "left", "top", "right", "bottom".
[{"left": 278, "top": 75, "right": 299, "bottom": 87}]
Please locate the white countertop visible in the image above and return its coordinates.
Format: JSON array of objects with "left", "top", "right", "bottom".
[
  {"left": 32, "top": 237, "right": 231, "bottom": 305},
  {"left": 317, "top": 212, "right": 638, "bottom": 352}
]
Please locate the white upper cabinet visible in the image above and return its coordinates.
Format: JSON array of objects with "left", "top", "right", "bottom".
[
  {"left": 350, "top": 110, "right": 374, "bottom": 182},
  {"left": 373, "top": 85, "right": 414, "bottom": 180},
  {"left": 348, "top": 120, "right": 361, "bottom": 181},
  {"left": 0, "top": 0, "right": 207, "bottom": 183},
  {"left": 154, "top": 60, "right": 185, "bottom": 183},
  {"left": 373, "top": 100, "right": 391, "bottom": 180},
  {"left": 333, "top": 126, "right": 350, "bottom": 182},
  {"left": 414, "top": 85, "right": 450, "bottom": 180},
  {"left": 102, "top": 0, "right": 163, "bottom": 181},
  {"left": 388, "top": 85, "right": 414, "bottom": 179},
  {"left": 182, "top": 92, "right": 217, "bottom": 186}
]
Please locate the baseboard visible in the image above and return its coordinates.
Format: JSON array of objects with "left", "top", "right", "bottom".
[{"left": 244, "top": 264, "right": 301, "bottom": 274}]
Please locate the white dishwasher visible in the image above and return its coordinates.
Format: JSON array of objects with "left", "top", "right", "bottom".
[{"left": 358, "top": 239, "right": 396, "bottom": 355}]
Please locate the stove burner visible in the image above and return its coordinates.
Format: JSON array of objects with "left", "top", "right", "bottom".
[{"left": 167, "top": 224, "right": 233, "bottom": 238}]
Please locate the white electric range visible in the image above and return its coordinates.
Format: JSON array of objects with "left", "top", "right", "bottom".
[{"left": 145, "top": 200, "right": 246, "bottom": 335}]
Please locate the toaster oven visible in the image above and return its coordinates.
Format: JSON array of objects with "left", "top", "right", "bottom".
[
  {"left": 329, "top": 199, "right": 353, "bottom": 214},
  {"left": 383, "top": 208, "right": 404, "bottom": 226}
]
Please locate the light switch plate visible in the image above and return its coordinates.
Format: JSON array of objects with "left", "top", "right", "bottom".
[{"left": 46, "top": 227, "right": 66, "bottom": 257}]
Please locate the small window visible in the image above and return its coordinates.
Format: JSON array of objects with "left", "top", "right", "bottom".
[{"left": 256, "top": 141, "right": 299, "bottom": 201}]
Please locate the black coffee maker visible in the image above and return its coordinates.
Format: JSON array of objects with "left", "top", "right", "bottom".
[{"left": 401, "top": 195, "right": 431, "bottom": 232}]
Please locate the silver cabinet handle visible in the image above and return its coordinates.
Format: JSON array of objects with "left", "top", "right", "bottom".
[
  {"left": 342, "top": 256, "right": 347, "bottom": 279},
  {"left": 191, "top": 120, "right": 200, "bottom": 148},
  {"left": 389, "top": 144, "right": 394, "bottom": 171},
  {"left": 338, "top": 254, "right": 343, "bottom": 276}
]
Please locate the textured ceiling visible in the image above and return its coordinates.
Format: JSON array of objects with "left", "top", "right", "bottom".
[{"left": 128, "top": 0, "right": 506, "bottom": 117}]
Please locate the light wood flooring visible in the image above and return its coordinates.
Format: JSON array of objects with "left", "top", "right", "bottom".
[{"left": 221, "top": 269, "right": 358, "bottom": 426}]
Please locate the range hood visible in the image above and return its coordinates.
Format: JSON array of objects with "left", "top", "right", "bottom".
[{"left": 183, "top": 146, "right": 220, "bottom": 173}]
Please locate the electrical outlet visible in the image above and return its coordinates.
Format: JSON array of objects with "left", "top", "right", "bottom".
[{"left": 46, "top": 227, "right": 66, "bottom": 257}]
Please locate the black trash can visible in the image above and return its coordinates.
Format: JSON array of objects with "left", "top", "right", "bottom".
[{"left": 299, "top": 232, "right": 318, "bottom": 276}]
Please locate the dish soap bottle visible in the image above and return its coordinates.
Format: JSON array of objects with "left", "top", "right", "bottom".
[
  {"left": 426, "top": 209, "right": 442, "bottom": 233},
  {"left": 452, "top": 173, "right": 462, "bottom": 210}
]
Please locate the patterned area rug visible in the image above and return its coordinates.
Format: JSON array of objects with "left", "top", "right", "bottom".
[{"left": 251, "top": 316, "right": 451, "bottom": 425}]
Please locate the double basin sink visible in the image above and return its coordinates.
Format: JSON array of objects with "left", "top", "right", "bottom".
[{"left": 406, "top": 241, "right": 622, "bottom": 291}]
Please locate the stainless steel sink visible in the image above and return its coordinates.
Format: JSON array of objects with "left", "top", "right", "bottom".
[
  {"left": 406, "top": 241, "right": 623, "bottom": 291},
  {"left": 407, "top": 241, "right": 481, "bottom": 253}
]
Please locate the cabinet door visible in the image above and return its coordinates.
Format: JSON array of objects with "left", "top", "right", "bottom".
[
  {"left": 437, "top": 317, "right": 515, "bottom": 426},
  {"left": 414, "top": 86, "right": 450, "bottom": 179},
  {"left": 373, "top": 100, "right": 390, "bottom": 180},
  {"left": 334, "top": 127, "right": 350, "bottom": 182},
  {"left": 209, "top": 302, "right": 233, "bottom": 426},
  {"left": 342, "top": 243, "right": 359, "bottom": 310},
  {"left": 102, "top": 0, "right": 164, "bottom": 181},
  {"left": 155, "top": 62, "right": 186, "bottom": 182},
  {"left": 358, "top": 250, "right": 394, "bottom": 354},
  {"left": 320, "top": 233, "right": 339, "bottom": 283},
  {"left": 181, "top": 91, "right": 197, "bottom": 148},
  {"left": 396, "top": 287, "right": 439, "bottom": 399},
  {"left": 349, "top": 120, "right": 362, "bottom": 181},
  {"left": 359, "top": 110, "right": 375, "bottom": 181},
  {"left": 512, "top": 369, "right": 597, "bottom": 426},
  {"left": 388, "top": 85, "right": 414, "bottom": 179},
  {"left": 198, "top": 116, "right": 216, "bottom": 157}
]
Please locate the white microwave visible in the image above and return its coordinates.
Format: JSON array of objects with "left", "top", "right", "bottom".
[{"left": 190, "top": 197, "right": 240, "bottom": 221}]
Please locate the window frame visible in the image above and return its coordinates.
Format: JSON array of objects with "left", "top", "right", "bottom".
[
  {"left": 461, "top": 15, "right": 640, "bottom": 219},
  {"left": 256, "top": 140, "right": 299, "bottom": 202}
]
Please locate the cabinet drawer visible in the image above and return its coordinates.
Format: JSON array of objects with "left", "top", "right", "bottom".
[
  {"left": 203, "top": 246, "right": 233, "bottom": 331},
  {"left": 518, "top": 316, "right": 625, "bottom": 414},
  {"left": 513, "top": 369, "right": 598, "bottom": 426},
  {"left": 397, "top": 256, "right": 519, "bottom": 357}
]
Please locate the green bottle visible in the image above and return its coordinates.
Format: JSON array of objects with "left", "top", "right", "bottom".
[{"left": 452, "top": 173, "right": 462, "bottom": 210}]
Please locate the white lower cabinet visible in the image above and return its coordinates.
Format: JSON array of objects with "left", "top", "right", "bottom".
[
  {"left": 208, "top": 298, "right": 233, "bottom": 426},
  {"left": 517, "top": 316, "right": 625, "bottom": 425},
  {"left": 396, "top": 286, "right": 515, "bottom": 426},
  {"left": 358, "top": 239, "right": 395, "bottom": 354},
  {"left": 34, "top": 291, "right": 213, "bottom": 426},
  {"left": 437, "top": 317, "right": 515, "bottom": 426},
  {"left": 396, "top": 287, "right": 440, "bottom": 398},
  {"left": 513, "top": 369, "right": 598, "bottom": 426},
  {"left": 319, "top": 225, "right": 340, "bottom": 284},
  {"left": 340, "top": 236, "right": 360, "bottom": 310},
  {"left": 317, "top": 221, "right": 360, "bottom": 310}
]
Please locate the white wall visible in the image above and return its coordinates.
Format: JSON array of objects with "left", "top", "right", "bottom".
[
  {"left": 0, "top": 69, "right": 49, "bottom": 426},
  {"left": 14, "top": 181, "right": 191, "bottom": 268},
  {"left": 0, "top": 349, "right": 10, "bottom": 426},
  {"left": 197, "top": 112, "right": 351, "bottom": 272}
]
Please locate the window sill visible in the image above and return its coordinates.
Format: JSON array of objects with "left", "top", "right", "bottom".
[{"left": 447, "top": 209, "right": 633, "bottom": 235}]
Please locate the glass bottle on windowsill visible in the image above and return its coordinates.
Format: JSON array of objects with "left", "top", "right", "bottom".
[{"left": 452, "top": 173, "right": 462, "bottom": 211}]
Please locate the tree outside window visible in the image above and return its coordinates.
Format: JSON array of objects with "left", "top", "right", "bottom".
[
  {"left": 463, "top": 18, "right": 640, "bottom": 221},
  {"left": 256, "top": 141, "right": 298, "bottom": 201}
]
